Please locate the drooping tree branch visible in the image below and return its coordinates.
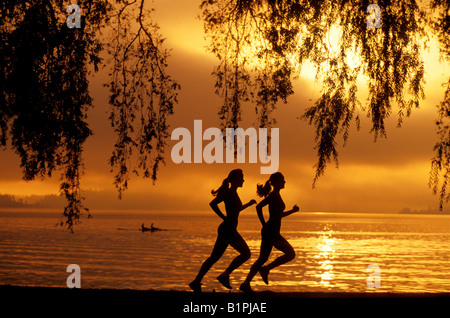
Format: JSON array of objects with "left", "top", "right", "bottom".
[
  {"left": 106, "top": 0, "right": 180, "bottom": 198},
  {"left": 0, "top": 0, "right": 179, "bottom": 230},
  {"left": 428, "top": 0, "right": 450, "bottom": 209},
  {"left": 0, "top": 0, "right": 109, "bottom": 230},
  {"left": 201, "top": 0, "right": 444, "bottom": 194}
]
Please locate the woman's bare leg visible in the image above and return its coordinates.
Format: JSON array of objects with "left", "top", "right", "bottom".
[
  {"left": 190, "top": 229, "right": 228, "bottom": 290},
  {"left": 263, "top": 235, "right": 295, "bottom": 271}
]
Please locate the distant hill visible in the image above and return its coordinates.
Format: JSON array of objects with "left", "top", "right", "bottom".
[
  {"left": 0, "top": 194, "right": 28, "bottom": 207},
  {"left": 399, "top": 207, "right": 450, "bottom": 215},
  {"left": 0, "top": 193, "right": 65, "bottom": 209},
  {"left": 0, "top": 190, "right": 204, "bottom": 211}
]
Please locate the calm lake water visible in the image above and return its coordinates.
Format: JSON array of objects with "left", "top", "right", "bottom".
[{"left": 0, "top": 209, "right": 449, "bottom": 293}]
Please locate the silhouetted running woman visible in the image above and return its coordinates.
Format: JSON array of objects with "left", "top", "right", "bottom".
[
  {"left": 240, "top": 172, "right": 299, "bottom": 293},
  {"left": 189, "top": 169, "right": 256, "bottom": 292}
]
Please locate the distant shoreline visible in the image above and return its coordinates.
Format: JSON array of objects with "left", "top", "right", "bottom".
[
  {"left": 2, "top": 285, "right": 448, "bottom": 315},
  {"left": 399, "top": 210, "right": 450, "bottom": 215},
  {"left": 1, "top": 206, "right": 450, "bottom": 215}
]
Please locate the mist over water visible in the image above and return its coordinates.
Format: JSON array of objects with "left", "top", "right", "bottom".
[{"left": 0, "top": 210, "right": 448, "bottom": 293}]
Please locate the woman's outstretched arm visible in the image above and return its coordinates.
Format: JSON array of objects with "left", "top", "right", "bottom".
[{"left": 240, "top": 199, "right": 257, "bottom": 211}]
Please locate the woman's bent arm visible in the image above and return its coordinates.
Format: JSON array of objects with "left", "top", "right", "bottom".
[
  {"left": 282, "top": 204, "right": 300, "bottom": 218},
  {"left": 256, "top": 197, "right": 270, "bottom": 226},
  {"left": 210, "top": 197, "right": 226, "bottom": 220},
  {"left": 241, "top": 199, "right": 257, "bottom": 211}
]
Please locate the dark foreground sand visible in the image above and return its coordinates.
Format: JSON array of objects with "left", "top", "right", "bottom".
[{"left": 2, "top": 285, "right": 448, "bottom": 316}]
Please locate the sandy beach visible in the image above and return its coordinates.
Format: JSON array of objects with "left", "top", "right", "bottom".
[{"left": 2, "top": 285, "right": 448, "bottom": 316}]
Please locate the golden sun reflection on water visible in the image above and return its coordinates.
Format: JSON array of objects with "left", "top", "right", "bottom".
[{"left": 314, "top": 225, "right": 338, "bottom": 288}]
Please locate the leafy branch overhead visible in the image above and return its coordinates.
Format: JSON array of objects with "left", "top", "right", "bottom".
[
  {"left": 0, "top": 0, "right": 179, "bottom": 230},
  {"left": 0, "top": 0, "right": 109, "bottom": 230},
  {"left": 201, "top": 0, "right": 449, "bottom": 206},
  {"left": 106, "top": 0, "right": 180, "bottom": 198}
]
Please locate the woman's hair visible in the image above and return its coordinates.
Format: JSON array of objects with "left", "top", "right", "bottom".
[
  {"left": 211, "top": 169, "right": 243, "bottom": 197},
  {"left": 257, "top": 172, "right": 283, "bottom": 197}
]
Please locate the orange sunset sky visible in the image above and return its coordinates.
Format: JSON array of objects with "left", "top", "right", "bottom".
[{"left": 0, "top": 0, "right": 448, "bottom": 214}]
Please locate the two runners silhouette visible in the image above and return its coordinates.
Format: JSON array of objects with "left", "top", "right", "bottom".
[{"left": 189, "top": 170, "right": 300, "bottom": 293}]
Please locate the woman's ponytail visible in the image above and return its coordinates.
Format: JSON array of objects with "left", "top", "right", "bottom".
[
  {"left": 211, "top": 178, "right": 229, "bottom": 197},
  {"left": 257, "top": 172, "right": 284, "bottom": 197},
  {"left": 256, "top": 179, "right": 271, "bottom": 197},
  {"left": 211, "top": 169, "right": 243, "bottom": 196}
]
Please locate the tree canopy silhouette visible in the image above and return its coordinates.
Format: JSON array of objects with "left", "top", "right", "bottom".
[
  {"left": 0, "top": 0, "right": 109, "bottom": 230},
  {"left": 0, "top": 0, "right": 179, "bottom": 230},
  {"left": 201, "top": 0, "right": 449, "bottom": 207}
]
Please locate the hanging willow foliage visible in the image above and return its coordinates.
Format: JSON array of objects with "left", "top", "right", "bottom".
[
  {"left": 105, "top": 0, "right": 180, "bottom": 198},
  {"left": 0, "top": 0, "right": 179, "bottom": 230},
  {"left": 0, "top": 0, "right": 109, "bottom": 230},
  {"left": 428, "top": 0, "right": 450, "bottom": 210},
  {"left": 201, "top": 0, "right": 449, "bottom": 209}
]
